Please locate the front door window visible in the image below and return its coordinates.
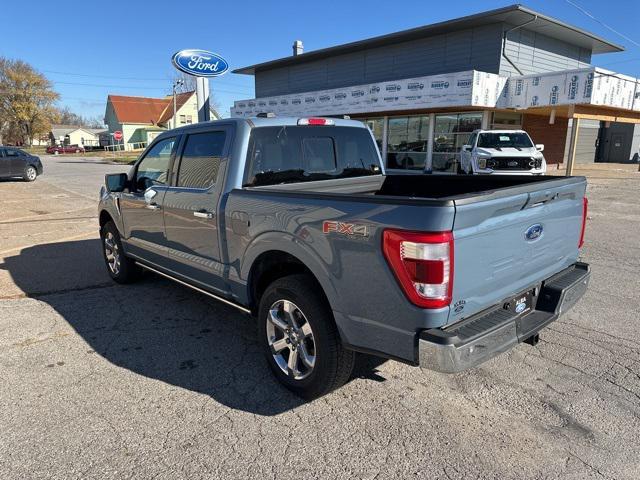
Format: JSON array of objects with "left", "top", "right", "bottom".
[{"left": 135, "top": 137, "right": 176, "bottom": 191}]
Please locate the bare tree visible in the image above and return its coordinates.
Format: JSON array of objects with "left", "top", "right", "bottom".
[{"left": 0, "top": 57, "right": 59, "bottom": 145}]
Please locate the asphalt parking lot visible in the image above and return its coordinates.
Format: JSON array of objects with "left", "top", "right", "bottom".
[{"left": 1, "top": 156, "right": 639, "bottom": 479}]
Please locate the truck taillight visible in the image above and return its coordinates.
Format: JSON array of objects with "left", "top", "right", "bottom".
[
  {"left": 383, "top": 229, "right": 454, "bottom": 309},
  {"left": 579, "top": 197, "right": 588, "bottom": 248}
]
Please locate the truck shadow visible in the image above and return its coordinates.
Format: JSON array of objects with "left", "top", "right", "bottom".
[{"left": 1, "top": 239, "right": 385, "bottom": 415}]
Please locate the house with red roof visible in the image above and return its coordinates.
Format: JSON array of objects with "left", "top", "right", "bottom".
[{"left": 103, "top": 91, "right": 218, "bottom": 150}]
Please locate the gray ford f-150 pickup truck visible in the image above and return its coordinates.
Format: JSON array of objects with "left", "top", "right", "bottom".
[{"left": 98, "top": 116, "right": 590, "bottom": 398}]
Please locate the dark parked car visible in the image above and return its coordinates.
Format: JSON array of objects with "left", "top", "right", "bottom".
[
  {"left": 0, "top": 146, "right": 43, "bottom": 181},
  {"left": 46, "top": 144, "right": 85, "bottom": 154}
]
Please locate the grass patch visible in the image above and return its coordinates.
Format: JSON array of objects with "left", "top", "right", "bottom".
[{"left": 105, "top": 156, "right": 138, "bottom": 164}]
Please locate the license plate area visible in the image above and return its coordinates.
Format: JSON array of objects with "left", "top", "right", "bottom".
[{"left": 505, "top": 289, "right": 534, "bottom": 317}]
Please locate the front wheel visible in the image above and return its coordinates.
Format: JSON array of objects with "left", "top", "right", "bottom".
[
  {"left": 258, "top": 274, "right": 355, "bottom": 399},
  {"left": 23, "top": 166, "right": 37, "bottom": 182},
  {"left": 100, "top": 221, "right": 141, "bottom": 283}
]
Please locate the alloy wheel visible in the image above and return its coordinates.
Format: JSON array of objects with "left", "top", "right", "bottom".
[
  {"left": 26, "top": 167, "right": 36, "bottom": 181},
  {"left": 103, "top": 231, "right": 121, "bottom": 275},
  {"left": 266, "top": 299, "right": 316, "bottom": 380}
]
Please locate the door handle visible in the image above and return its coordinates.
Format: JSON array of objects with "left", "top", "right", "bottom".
[
  {"left": 193, "top": 210, "right": 214, "bottom": 219},
  {"left": 146, "top": 203, "right": 161, "bottom": 210}
]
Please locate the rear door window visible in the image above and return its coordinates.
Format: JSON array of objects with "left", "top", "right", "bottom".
[
  {"left": 176, "top": 130, "right": 227, "bottom": 189},
  {"left": 245, "top": 126, "right": 379, "bottom": 186}
]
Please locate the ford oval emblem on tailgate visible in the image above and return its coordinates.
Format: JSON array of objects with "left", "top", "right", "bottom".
[{"left": 525, "top": 224, "right": 543, "bottom": 241}]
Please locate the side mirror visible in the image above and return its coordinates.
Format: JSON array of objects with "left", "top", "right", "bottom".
[
  {"left": 536, "top": 144, "right": 544, "bottom": 152},
  {"left": 462, "top": 145, "right": 471, "bottom": 152},
  {"left": 105, "top": 173, "right": 128, "bottom": 193}
]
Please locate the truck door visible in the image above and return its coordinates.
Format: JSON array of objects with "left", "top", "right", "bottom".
[
  {"left": 161, "top": 126, "right": 232, "bottom": 293},
  {"left": 119, "top": 136, "right": 178, "bottom": 264}
]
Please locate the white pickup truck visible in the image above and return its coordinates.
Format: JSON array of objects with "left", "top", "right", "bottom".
[{"left": 460, "top": 129, "right": 547, "bottom": 175}]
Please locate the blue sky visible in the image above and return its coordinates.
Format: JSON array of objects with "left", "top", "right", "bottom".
[{"left": 1, "top": 0, "right": 638, "bottom": 121}]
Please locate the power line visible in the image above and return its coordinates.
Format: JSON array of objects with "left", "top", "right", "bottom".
[
  {"left": 599, "top": 57, "right": 640, "bottom": 67},
  {"left": 51, "top": 80, "right": 251, "bottom": 96},
  {"left": 41, "top": 69, "right": 253, "bottom": 91},
  {"left": 0, "top": 81, "right": 251, "bottom": 96},
  {"left": 565, "top": 0, "right": 640, "bottom": 49}
]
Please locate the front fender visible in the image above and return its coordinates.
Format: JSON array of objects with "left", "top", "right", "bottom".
[{"left": 98, "top": 189, "right": 125, "bottom": 237}]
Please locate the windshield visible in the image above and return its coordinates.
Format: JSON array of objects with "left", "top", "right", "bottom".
[
  {"left": 477, "top": 132, "right": 533, "bottom": 149},
  {"left": 244, "top": 126, "right": 381, "bottom": 187}
]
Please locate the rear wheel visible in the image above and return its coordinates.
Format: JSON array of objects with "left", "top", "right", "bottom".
[
  {"left": 23, "top": 166, "right": 37, "bottom": 182},
  {"left": 75, "top": 149, "right": 80, "bottom": 153},
  {"left": 100, "top": 221, "right": 141, "bottom": 283},
  {"left": 258, "top": 274, "right": 355, "bottom": 399}
]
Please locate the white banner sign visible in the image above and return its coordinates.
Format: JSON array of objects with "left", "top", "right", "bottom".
[{"left": 231, "top": 67, "right": 640, "bottom": 117}]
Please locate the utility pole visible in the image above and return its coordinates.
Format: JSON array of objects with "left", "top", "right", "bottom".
[{"left": 172, "top": 79, "right": 184, "bottom": 129}]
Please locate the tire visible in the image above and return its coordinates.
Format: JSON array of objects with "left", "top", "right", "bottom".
[
  {"left": 75, "top": 149, "right": 80, "bottom": 153},
  {"left": 53, "top": 151, "right": 59, "bottom": 155},
  {"left": 258, "top": 274, "right": 355, "bottom": 399},
  {"left": 100, "top": 221, "right": 141, "bottom": 283},
  {"left": 23, "top": 166, "right": 37, "bottom": 182}
]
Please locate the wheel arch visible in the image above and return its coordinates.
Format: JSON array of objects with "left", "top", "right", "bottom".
[
  {"left": 247, "top": 250, "right": 332, "bottom": 316},
  {"left": 99, "top": 210, "right": 114, "bottom": 228}
]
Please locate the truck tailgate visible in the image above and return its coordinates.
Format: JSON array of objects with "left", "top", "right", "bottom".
[{"left": 450, "top": 177, "right": 586, "bottom": 323}]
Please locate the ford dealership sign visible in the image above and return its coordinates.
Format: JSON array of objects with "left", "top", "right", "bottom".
[{"left": 171, "top": 49, "right": 229, "bottom": 77}]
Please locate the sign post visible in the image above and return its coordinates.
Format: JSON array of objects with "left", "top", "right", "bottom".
[
  {"left": 196, "top": 77, "right": 211, "bottom": 122},
  {"left": 171, "top": 49, "right": 229, "bottom": 122}
]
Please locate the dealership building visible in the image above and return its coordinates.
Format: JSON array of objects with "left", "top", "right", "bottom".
[{"left": 232, "top": 4, "right": 640, "bottom": 173}]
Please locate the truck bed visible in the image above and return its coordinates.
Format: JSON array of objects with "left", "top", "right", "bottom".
[
  {"left": 232, "top": 172, "right": 586, "bottom": 362},
  {"left": 377, "top": 174, "right": 571, "bottom": 199},
  {"left": 248, "top": 173, "right": 584, "bottom": 205}
]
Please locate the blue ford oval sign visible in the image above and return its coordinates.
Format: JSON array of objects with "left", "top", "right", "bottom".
[
  {"left": 525, "top": 224, "right": 543, "bottom": 241},
  {"left": 171, "top": 49, "right": 229, "bottom": 77}
]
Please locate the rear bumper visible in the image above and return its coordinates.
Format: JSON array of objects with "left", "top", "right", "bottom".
[
  {"left": 418, "top": 262, "right": 590, "bottom": 373},
  {"left": 475, "top": 168, "right": 546, "bottom": 175}
]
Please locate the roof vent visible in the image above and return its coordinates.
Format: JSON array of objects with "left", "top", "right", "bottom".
[{"left": 292, "top": 40, "right": 303, "bottom": 56}]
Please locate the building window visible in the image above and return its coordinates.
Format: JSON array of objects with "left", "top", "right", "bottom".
[
  {"left": 386, "top": 115, "right": 429, "bottom": 170},
  {"left": 360, "top": 118, "right": 384, "bottom": 153},
  {"left": 491, "top": 111, "right": 523, "bottom": 130},
  {"left": 433, "top": 112, "right": 482, "bottom": 172},
  {"left": 186, "top": 115, "right": 193, "bottom": 124},
  {"left": 179, "top": 115, "right": 186, "bottom": 124}
]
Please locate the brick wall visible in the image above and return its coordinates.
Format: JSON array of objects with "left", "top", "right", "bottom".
[{"left": 522, "top": 114, "right": 569, "bottom": 165}]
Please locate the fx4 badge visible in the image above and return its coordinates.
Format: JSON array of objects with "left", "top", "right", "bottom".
[{"left": 322, "top": 221, "right": 369, "bottom": 237}]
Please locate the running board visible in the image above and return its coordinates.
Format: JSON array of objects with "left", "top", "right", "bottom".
[{"left": 135, "top": 262, "right": 251, "bottom": 314}]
